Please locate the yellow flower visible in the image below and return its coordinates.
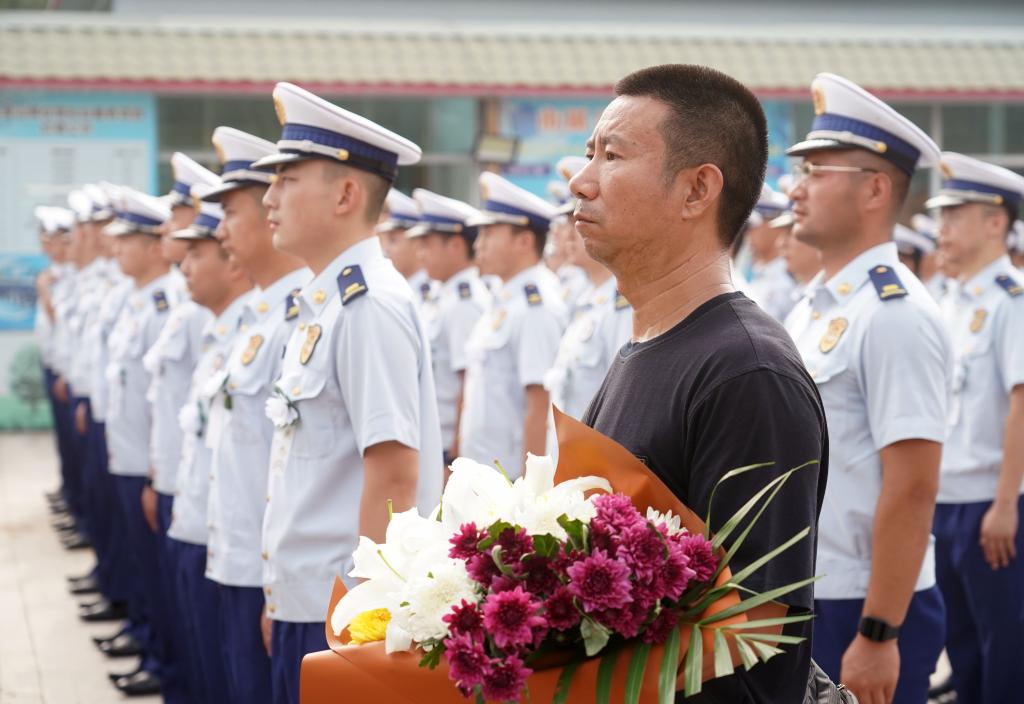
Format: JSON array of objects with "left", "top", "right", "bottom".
[{"left": 347, "top": 608, "right": 391, "bottom": 645}]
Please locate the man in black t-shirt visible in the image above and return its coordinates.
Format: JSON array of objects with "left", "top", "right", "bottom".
[{"left": 569, "top": 64, "right": 829, "bottom": 703}]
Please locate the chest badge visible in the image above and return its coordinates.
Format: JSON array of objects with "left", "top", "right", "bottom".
[
  {"left": 819, "top": 317, "right": 849, "bottom": 354},
  {"left": 241, "top": 334, "right": 265, "bottom": 366},
  {"left": 299, "top": 324, "right": 322, "bottom": 365},
  {"left": 969, "top": 308, "right": 987, "bottom": 334}
]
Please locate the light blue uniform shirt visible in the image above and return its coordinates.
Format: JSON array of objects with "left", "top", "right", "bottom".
[
  {"left": 939, "top": 256, "right": 1024, "bottom": 503},
  {"left": 145, "top": 300, "right": 212, "bottom": 495},
  {"left": 785, "top": 242, "right": 952, "bottom": 599},
  {"left": 262, "top": 238, "right": 443, "bottom": 622},
  {"left": 167, "top": 291, "right": 252, "bottom": 547},
  {"left": 105, "top": 273, "right": 175, "bottom": 477},
  {"left": 206, "top": 267, "right": 311, "bottom": 588},
  {"left": 460, "top": 263, "right": 568, "bottom": 478},
  {"left": 420, "top": 266, "right": 490, "bottom": 452},
  {"left": 544, "top": 275, "right": 631, "bottom": 421}
]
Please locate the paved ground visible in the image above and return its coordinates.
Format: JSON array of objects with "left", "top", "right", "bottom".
[{"left": 0, "top": 432, "right": 158, "bottom": 704}]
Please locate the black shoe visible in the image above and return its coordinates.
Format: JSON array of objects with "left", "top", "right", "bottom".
[
  {"left": 49, "top": 503, "right": 70, "bottom": 515},
  {"left": 69, "top": 575, "right": 100, "bottom": 595},
  {"left": 78, "top": 596, "right": 105, "bottom": 609},
  {"left": 52, "top": 518, "right": 77, "bottom": 531},
  {"left": 67, "top": 570, "right": 96, "bottom": 584},
  {"left": 79, "top": 600, "right": 128, "bottom": 622},
  {"left": 98, "top": 632, "right": 142, "bottom": 657},
  {"left": 108, "top": 660, "right": 143, "bottom": 682},
  {"left": 92, "top": 626, "right": 128, "bottom": 646},
  {"left": 928, "top": 676, "right": 957, "bottom": 702},
  {"left": 114, "top": 670, "right": 162, "bottom": 696},
  {"left": 61, "top": 533, "right": 92, "bottom": 550},
  {"left": 45, "top": 489, "right": 64, "bottom": 501}
]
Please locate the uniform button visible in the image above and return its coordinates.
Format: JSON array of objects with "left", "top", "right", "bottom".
[
  {"left": 257, "top": 302, "right": 269, "bottom": 313},
  {"left": 267, "top": 604, "right": 276, "bottom": 614},
  {"left": 837, "top": 283, "right": 852, "bottom": 296},
  {"left": 292, "top": 386, "right": 301, "bottom": 396},
  {"left": 811, "top": 311, "right": 821, "bottom": 320},
  {"left": 261, "top": 551, "right": 269, "bottom": 560},
  {"left": 313, "top": 290, "right": 326, "bottom": 304},
  {"left": 207, "top": 549, "right": 214, "bottom": 557},
  {"left": 229, "top": 383, "right": 236, "bottom": 390},
  {"left": 265, "top": 587, "right": 273, "bottom": 596},
  {"left": 266, "top": 494, "right": 272, "bottom": 502},
  {"left": 299, "top": 323, "right": 306, "bottom": 331}
]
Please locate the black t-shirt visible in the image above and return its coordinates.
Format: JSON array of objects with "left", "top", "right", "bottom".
[{"left": 583, "top": 292, "right": 828, "bottom": 704}]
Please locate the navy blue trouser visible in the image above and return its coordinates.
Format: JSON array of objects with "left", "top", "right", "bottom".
[
  {"left": 47, "top": 371, "right": 76, "bottom": 510},
  {"left": 271, "top": 621, "right": 327, "bottom": 704},
  {"left": 154, "top": 493, "right": 192, "bottom": 704},
  {"left": 813, "top": 586, "right": 946, "bottom": 704},
  {"left": 934, "top": 497, "right": 1024, "bottom": 704},
  {"left": 69, "top": 396, "right": 93, "bottom": 540},
  {"left": 113, "top": 474, "right": 189, "bottom": 701},
  {"left": 170, "top": 538, "right": 228, "bottom": 704},
  {"left": 219, "top": 584, "right": 273, "bottom": 704}
]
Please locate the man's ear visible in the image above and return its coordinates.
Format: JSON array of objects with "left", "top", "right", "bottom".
[
  {"left": 678, "top": 163, "right": 724, "bottom": 220},
  {"left": 862, "top": 171, "right": 894, "bottom": 214}
]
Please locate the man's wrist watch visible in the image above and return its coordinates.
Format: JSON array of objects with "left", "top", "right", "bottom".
[{"left": 858, "top": 616, "right": 900, "bottom": 642}]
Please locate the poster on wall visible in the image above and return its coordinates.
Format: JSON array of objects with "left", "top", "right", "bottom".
[
  {"left": 0, "top": 91, "right": 157, "bottom": 429},
  {"left": 498, "top": 97, "right": 794, "bottom": 199}
]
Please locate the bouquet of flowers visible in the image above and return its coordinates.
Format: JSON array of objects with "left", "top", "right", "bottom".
[{"left": 307, "top": 411, "right": 816, "bottom": 703}]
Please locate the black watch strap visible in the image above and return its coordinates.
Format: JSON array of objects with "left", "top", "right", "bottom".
[{"left": 858, "top": 616, "right": 900, "bottom": 642}]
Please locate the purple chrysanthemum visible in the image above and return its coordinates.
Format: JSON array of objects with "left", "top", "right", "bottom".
[
  {"left": 481, "top": 654, "right": 532, "bottom": 702},
  {"left": 466, "top": 553, "right": 500, "bottom": 586},
  {"left": 566, "top": 549, "right": 633, "bottom": 613},
  {"left": 598, "top": 598, "right": 651, "bottom": 639},
  {"left": 642, "top": 608, "right": 680, "bottom": 645},
  {"left": 481, "top": 586, "right": 546, "bottom": 650},
  {"left": 544, "top": 585, "right": 581, "bottom": 631},
  {"left": 677, "top": 532, "right": 718, "bottom": 584},
  {"left": 519, "top": 555, "right": 561, "bottom": 595},
  {"left": 593, "top": 494, "right": 645, "bottom": 533},
  {"left": 660, "top": 542, "right": 697, "bottom": 600},
  {"left": 449, "top": 523, "right": 484, "bottom": 561},
  {"left": 443, "top": 599, "right": 484, "bottom": 640},
  {"left": 444, "top": 633, "right": 489, "bottom": 692},
  {"left": 495, "top": 526, "right": 534, "bottom": 563},
  {"left": 617, "top": 522, "right": 667, "bottom": 580}
]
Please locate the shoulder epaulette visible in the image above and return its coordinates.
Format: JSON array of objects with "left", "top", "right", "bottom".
[
  {"left": 420, "top": 281, "right": 432, "bottom": 302},
  {"left": 614, "top": 291, "right": 630, "bottom": 311},
  {"left": 458, "top": 281, "right": 472, "bottom": 300},
  {"left": 995, "top": 274, "right": 1023, "bottom": 297},
  {"left": 524, "top": 283, "right": 542, "bottom": 306},
  {"left": 337, "top": 265, "right": 369, "bottom": 306},
  {"left": 284, "top": 288, "right": 301, "bottom": 320},
  {"left": 868, "top": 265, "right": 907, "bottom": 301},
  {"left": 152, "top": 290, "right": 170, "bottom": 312}
]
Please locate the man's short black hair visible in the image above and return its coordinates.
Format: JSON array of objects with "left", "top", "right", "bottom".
[{"left": 615, "top": 64, "right": 768, "bottom": 248}]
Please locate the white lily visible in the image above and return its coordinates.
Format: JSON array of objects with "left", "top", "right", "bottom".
[
  {"left": 330, "top": 508, "right": 450, "bottom": 653},
  {"left": 440, "top": 453, "right": 612, "bottom": 540}
]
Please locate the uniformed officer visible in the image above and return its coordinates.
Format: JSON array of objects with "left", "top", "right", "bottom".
[
  {"left": 252, "top": 82, "right": 443, "bottom": 704},
  {"left": 34, "top": 208, "right": 74, "bottom": 515},
  {"left": 138, "top": 154, "right": 221, "bottom": 702},
  {"left": 405, "top": 188, "right": 490, "bottom": 470},
  {"left": 1010, "top": 220, "right": 1024, "bottom": 270},
  {"left": 777, "top": 211, "right": 822, "bottom": 306},
  {"left": 543, "top": 156, "right": 631, "bottom": 422},
  {"left": 747, "top": 184, "right": 799, "bottom": 321},
  {"left": 102, "top": 187, "right": 178, "bottom": 697},
  {"left": 377, "top": 187, "right": 437, "bottom": 304},
  {"left": 201, "top": 125, "right": 310, "bottom": 704},
  {"left": 925, "top": 152, "right": 1024, "bottom": 704},
  {"left": 459, "top": 171, "right": 568, "bottom": 478},
  {"left": 166, "top": 185, "right": 253, "bottom": 704},
  {"left": 784, "top": 73, "right": 952, "bottom": 704},
  {"left": 549, "top": 156, "right": 589, "bottom": 310}
]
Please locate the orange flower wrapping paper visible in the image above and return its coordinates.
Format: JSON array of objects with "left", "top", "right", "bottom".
[{"left": 300, "top": 410, "right": 776, "bottom": 703}]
